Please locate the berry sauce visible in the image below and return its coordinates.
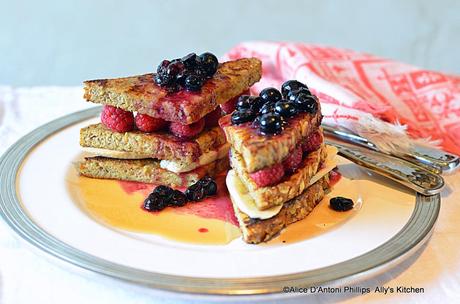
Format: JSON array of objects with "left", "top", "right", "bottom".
[
  {"left": 71, "top": 172, "right": 240, "bottom": 245},
  {"left": 119, "top": 174, "right": 238, "bottom": 226}
]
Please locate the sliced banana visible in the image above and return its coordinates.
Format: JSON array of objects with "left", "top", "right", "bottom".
[{"left": 227, "top": 145, "right": 338, "bottom": 220}]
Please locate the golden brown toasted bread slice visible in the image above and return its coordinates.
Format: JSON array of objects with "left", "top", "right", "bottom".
[
  {"left": 80, "top": 123, "right": 226, "bottom": 164},
  {"left": 231, "top": 144, "right": 328, "bottom": 210},
  {"left": 232, "top": 174, "right": 330, "bottom": 244},
  {"left": 83, "top": 58, "right": 262, "bottom": 124},
  {"left": 78, "top": 156, "right": 229, "bottom": 188},
  {"left": 221, "top": 111, "right": 322, "bottom": 173}
]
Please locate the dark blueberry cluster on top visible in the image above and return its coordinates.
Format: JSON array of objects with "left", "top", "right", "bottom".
[
  {"left": 230, "top": 80, "right": 318, "bottom": 135},
  {"left": 154, "top": 52, "right": 219, "bottom": 93},
  {"left": 143, "top": 176, "right": 217, "bottom": 212}
]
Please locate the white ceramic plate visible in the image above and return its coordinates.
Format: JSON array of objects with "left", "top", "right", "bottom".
[{"left": 0, "top": 107, "right": 440, "bottom": 294}]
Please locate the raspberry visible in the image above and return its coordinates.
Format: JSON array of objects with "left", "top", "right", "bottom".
[
  {"left": 301, "top": 131, "right": 323, "bottom": 153},
  {"left": 329, "top": 169, "right": 342, "bottom": 186},
  {"left": 249, "top": 163, "right": 285, "bottom": 188},
  {"left": 169, "top": 119, "right": 205, "bottom": 139},
  {"left": 220, "top": 89, "right": 250, "bottom": 114},
  {"left": 101, "top": 105, "right": 134, "bottom": 132},
  {"left": 204, "top": 108, "right": 222, "bottom": 128},
  {"left": 282, "top": 146, "right": 303, "bottom": 173},
  {"left": 135, "top": 113, "right": 167, "bottom": 132}
]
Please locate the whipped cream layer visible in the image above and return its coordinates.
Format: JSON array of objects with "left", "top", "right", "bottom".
[
  {"left": 227, "top": 145, "right": 338, "bottom": 219},
  {"left": 82, "top": 147, "right": 151, "bottom": 160}
]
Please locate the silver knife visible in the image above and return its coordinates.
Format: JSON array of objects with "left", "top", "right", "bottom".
[
  {"left": 323, "top": 124, "right": 460, "bottom": 174},
  {"left": 326, "top": 139, "right": 445, "bottom": 196}
]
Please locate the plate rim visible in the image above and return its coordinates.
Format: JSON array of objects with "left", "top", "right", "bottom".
[{"left": 0, "top": 107, "right": 440, "bottom": 295}]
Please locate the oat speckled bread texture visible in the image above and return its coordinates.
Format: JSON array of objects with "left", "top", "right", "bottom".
[
  {"left": 78, "top": 156, "right": 229, "bottom": 187},
  {"left": 80, "top": 123, "right": 226, "bottom": 164},
  {"left": 83, "top": 58, "right": 262, "bottom": 124},
  {"left": 230, "top": 144, "right": 328, "bottom": 210},
  {"left": 232, "top": 174, "right": 330, "bottom": 244},
  {"left": 222, "top": 111, "right": 322, "bottom": 173}
]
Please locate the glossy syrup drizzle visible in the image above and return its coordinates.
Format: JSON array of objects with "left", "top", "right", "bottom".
[
  {"left": 67, "top": 172, "right": 241, "bottom": 245},
  {"left": 68, "top": 165, "right": 358, "bottom": 246}
]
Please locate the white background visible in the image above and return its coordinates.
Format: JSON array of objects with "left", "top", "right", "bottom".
[{"left": 1, "top": 0, "right": 459, "bottom": 86}]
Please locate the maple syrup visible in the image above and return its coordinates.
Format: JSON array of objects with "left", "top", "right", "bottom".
[
  {"left": 66, "top": 171, "right": 241, "bottom": 245},
  {"left": 67, "top": 163, "right": 357, "bottom": 246}
]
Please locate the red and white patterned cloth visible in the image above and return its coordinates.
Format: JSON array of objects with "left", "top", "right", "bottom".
[{"left": 225, "top": 42, "right": 460, "bottom": 155}]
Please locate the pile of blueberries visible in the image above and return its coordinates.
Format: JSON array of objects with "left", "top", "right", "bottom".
[
  {"left": 143, "top": 176, "right": 218, "bottom": 212},
  {"left": 154, "top": 52, "right": 219, "bottom": 93},
  {"left": 231, "top": 80, "right": 318, "bottom": 135}
]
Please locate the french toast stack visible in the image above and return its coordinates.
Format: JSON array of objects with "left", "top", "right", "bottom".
[
  {"left": 221, "top": 81, "right": 338, "bottom": 244},
  {"left": 79, "top": 54, "right": 262, "bottom": 187}
]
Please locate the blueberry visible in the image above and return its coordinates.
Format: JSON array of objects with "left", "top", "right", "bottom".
[
  {"left": 249, "top": 96, "right": 265, "bottom": 112},
  {"left": 237, "top": 95, "right": 264, "bottom": 112},
  {"left": 153, "top": 185, "right": 174, "bottom": 199},
  {"left": 259, "top": 112, "right": 284, "bottom": 135},
  {"left": 199, "top": 176, "right": 217, "bottom": 196},
  {"left": 329, "top": 197, "right": 354, "bottom": 211},
  {"left": 253, "top": 111, "right": 285, "bottom": 128},
  {"left": 185, "top": 182, "right": 206, "bottom": 201},
  {"left": 166, "top": 60, "right": 185, "bottom": 78},
  {"left": 259, "top": 87, "right": 282, "bottom": 103},
  {"left": 281, "top": 80, "right": 308, "bottom": 97},
  {"left": 191, "top": 66, "right": 206, "bottom": 78},
  {"left": 236, "top": 95, "right": 252, "bottom": 110},
  {"left": 185, "top": 75, "right": 204, "bottom": 91},
  {"left": 252, "top": 115, "right": 261, "bottom": 127},
  {"left": 295, "top": 93, "right": 318, "bottom": 114},
  {"left": 156, "top": 59, "right": 170, "bottom": 75},
  {"left": 286, "top": 87, "right": 311, "bottom": 102},
  {"left": 199, "top": 52, "right": 219, "bottom": 78},
  {"left": 181, "top": 53, "right": 198, "bottom": 69},
  {"left": 143, "top": 192, "right": 167, "bottom": 211},
  {"left": 274, "top": 100, "right": 298, "bottom": 118},
  {"left": 259, "top": 101, "right": 276, "bottom": 115},
  {"left": 170, "top": 190, "right": 188, "bottom": 207},
  {"left": 154, "top": 73, "right": 172, "bottom": 87},
  {"left": 231, "top": 108, "right": 255, "bottom": 125},
  {"left": 175, "top": 71, "right": 187, "bottom": 86}
]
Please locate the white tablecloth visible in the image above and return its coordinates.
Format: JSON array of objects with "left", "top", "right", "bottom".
[{"left": 1, "top": 86, "right": 459, "bottom": 304}]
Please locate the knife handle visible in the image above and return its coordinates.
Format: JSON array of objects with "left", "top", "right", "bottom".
[
  {"left": 323, "top": 125, "right": 459, "bottom": 173},
  {"left": 409, "top": 144, "right": 460, "bottom": 172},
  {"left": 327, "top": 140, "right": 445, "bottom": 196}
]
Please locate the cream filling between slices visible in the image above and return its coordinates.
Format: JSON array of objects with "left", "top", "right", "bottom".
[
  {"left": 82, "top": 147, "right": 152, "bottom": 160},
  {"left": 83, "top": 143, "right": 230, "bottom": 173},
  {"left": 226, "top": 145, "right": 338, "bottom": 220}
]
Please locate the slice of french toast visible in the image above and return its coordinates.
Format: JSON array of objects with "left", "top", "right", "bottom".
[
  {"left": 221, "top": 111, "right": 322, "bottom": 173},
  {"left": 83, "top": 58, "right": 262, "bottom": 124},
  {"left": 78, "top": 156, "right": 229, "bottom": 188},
  {"left": 80, "top": 123, "right": 226, "bottom": 165},
  {"left": 230, "top": 144, "right": 329, "bottom": 210},
  {"left": 231, "top": 173, "right": 330, "bottom": 244}
]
